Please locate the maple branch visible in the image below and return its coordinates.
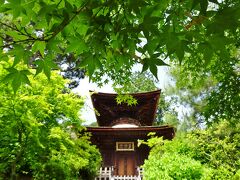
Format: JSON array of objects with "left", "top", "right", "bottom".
[
  {"left": 184, "top": 13, "right": 207, "bottom": 30},
  {"left": 0, "top": 38, "right": 36, "bottom": 48},
  {"left": 47, "top": 1, "right": 89, "bottom": 41},
  {"left": 0, "top": 21, "right": 17, "bottom": 31},
  {"left": 0, "top": 21, "right": 34, "bottom": 38}
]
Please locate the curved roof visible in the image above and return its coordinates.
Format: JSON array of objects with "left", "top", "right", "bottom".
[
  {"left": 87, "top": 125, "right": 175, "bottom": 139},
  {"left": 90, "top": 90, "right": 161, "bottom": 126}
]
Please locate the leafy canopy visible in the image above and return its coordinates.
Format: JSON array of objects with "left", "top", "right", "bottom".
[{"left": 0, "top": 0, "right": 239, "bottom": 91}]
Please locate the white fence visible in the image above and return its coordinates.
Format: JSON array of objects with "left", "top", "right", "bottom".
[
  {"left": 95, "top": 166, "right": 113, "bottom": 180},
  {"left": 95, "top": 167, "right": 143, "bottom": 180}
]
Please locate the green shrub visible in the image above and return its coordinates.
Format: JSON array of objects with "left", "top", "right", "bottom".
[
  {"left": 144, "top": 152, "right": 207, "bottom": 180},
  {"left": 142, "top": 121, "right": 240, "bottom": 180}
]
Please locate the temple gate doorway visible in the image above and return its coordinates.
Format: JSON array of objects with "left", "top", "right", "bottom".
[{"left": 115, "top": 152, "right": 135, "bottom": 176}]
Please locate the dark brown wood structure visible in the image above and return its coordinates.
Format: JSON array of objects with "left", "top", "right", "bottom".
[{"left": 87, "top": 90, "right": 175, "bottom": 178}]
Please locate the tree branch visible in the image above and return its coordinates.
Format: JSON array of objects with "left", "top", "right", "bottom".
[
  {"left": 0, "top": 21, "right": 33, "bottom": 38},
  {"left": 47, "top": 1, "right": 89, "bottom": 41},
  {"left": 0, "top": 21, "right": 18, "bottom": 31},
  {"left": 0, "top": 38, "right": 36, "bottom": 48}
]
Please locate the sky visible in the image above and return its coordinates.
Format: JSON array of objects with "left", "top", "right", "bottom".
[{"left": 73, "top": 65, "right": 171, "bottom": 125}]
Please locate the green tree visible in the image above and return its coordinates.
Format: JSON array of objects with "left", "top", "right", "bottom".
[
  {"left": 165, "top": 57, "right": 239, "bottom": 126},
  {"left": 0, "top": 0, "right": 238, "bottom": 84},
  {"left": 0, "top": 59, "right": 101, "bottom": 179},
  {"left": 0, "top": 0, "right": 239, "bottom": 124},
  {"left": 163, "top": 65, "right": 218, "bottom": 130}
]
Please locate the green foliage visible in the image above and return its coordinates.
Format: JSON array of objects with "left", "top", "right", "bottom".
[
  {"left": 161, "top": 112, "right": 179, "bottom": 129},
  {"left": 116, "top": 94, "right": 138, "bottom": 106},
  {"left": 114, "top": 71, "right": 158, "bottom": 93},
  {"left": 203, "top": 67, "right": 240, "bottom": 123},
  {"left": 142, "top": 121, "right": 240, "bottom": 179},
  {"left": 165, "top": 54, "right": 240, "bottom": 128},
  {"left": 144, "top": 152, "right": 207, "bottom": 180},
  {"left": 164, "top": 65, "right": 218, "bottom": 129},
  {"left": 0, "top": 0, "right": 239, "bottom": 91},
  {"left": 142, "top": 136, "right": 208, "bottom": 180},
  {"left": 0, "top": 59, "right": 101, "bottom": 179},
  {"left": 186, "top": 121, "right": 240, "bottom": 179}
]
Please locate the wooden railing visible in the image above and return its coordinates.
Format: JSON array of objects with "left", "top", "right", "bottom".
[{"left": 95, "top": 167, "right": 143, "bottom": 180}]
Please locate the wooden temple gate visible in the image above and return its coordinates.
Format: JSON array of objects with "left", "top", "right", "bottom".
[{"left": 87, "top": 90, "right": 175, "bottom": 179}]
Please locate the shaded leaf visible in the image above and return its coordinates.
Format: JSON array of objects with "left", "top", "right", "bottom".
[
  {"left": 66, "top": 37, "right": 88, "bottom": 54},
  {"left": 149, "top": 65, "right": 158, "bottom": 80},
  {"left": 3, "top": 68, "right": 31, "bottom": 93},
  {"left": 34, "top": 56, "right": 57, "bottom": 79},
  {"left": 155, "top": 59, "right": 169, "bottom": 66},
  {"left": 191, "top": 0, "right": 200, "bottom": 10},
  {"left": 166, "top": 32, "right": 179, "bottom": 56},
  {"left": 142, "top": 62, "right": 149, "bottom": 72},
  {"left": 9, "top": 45, "right": 31, "bottom": 66},
  {"left": 200, "top": 0, "right": 208, "bottom": 15},
  {"left": 32, "top": 41, "right": 46, "bottom": 57},
  {"left": 86, "top": 56, "right": 96, "bottom": 78},
  {"left": 175, "top": 41, "right": 185, "bottom": 63}
]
